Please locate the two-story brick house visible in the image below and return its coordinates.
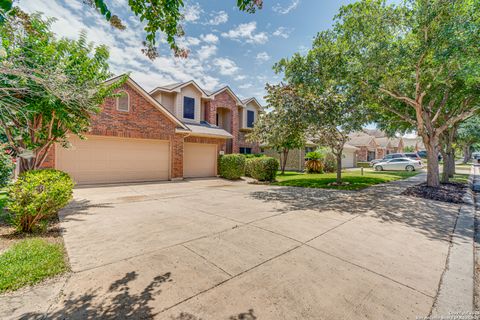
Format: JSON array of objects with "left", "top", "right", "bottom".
[
  {"left": 43, "top": 75, "right": 262, "bottom": 184},
  {"left": 149, "top": 81, "right": 262, "bottom": 154}
]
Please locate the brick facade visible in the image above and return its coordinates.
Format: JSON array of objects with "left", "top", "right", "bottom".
[
  {"left": 206, "top": 90, "right": 260, "bottom": 154},
  {"left": 238, "top": 130, "right": 260, "bottom": 154},
  {"left": 207, "top": 91, "right": 240, "bottom": 153},
  {"left": 43, "top": 81, "right": 229, "bottom": 180}
]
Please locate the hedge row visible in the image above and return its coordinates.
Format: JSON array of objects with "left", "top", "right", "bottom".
[{"left": 219, "top": 154, "right": 278, "bottom": 182}]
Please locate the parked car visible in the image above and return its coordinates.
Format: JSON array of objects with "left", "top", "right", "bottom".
[
  {"left": 473, "top": 152, "right": 480, "bottom": 160},
  {"left": 370, "top": 153, "right": 406, "bottom": 166},
  {"left": 373, "top": 157, "right": 423, "bottom": 172},
  {"left": 404, "top": 152, "right": 422, "bottom": 160},
  {"left": 417, "top": 150, "right": 442, "bottom": 161}
]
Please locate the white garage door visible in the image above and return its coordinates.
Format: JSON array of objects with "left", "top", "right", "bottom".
[
  {"left": 56, "top": 135, "right": 170, "bottom": 184},
  {"left": 183, "top": 143, "right": 217, "bottom": 178},
  {"left": 342, "top": 150, "right": 355, "bottom": 168}
]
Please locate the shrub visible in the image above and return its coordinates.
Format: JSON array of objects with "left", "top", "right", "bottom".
[
  {"left": 323, "top": 153, "right": 337, "bottom": 173},
  {"left": 246, "top": 157, "right": 279, "bottom": 182},
  {"left": 357, "top": 162, "right": 371, "bottom": 168},
  {"left": 0, "top": 145, "right": 14, "bottom": 188},
  {"left": 219, "top": 154, "right": 245, "bottom": 180},
  {"left": 6, "top": 169, "right": 74, "bottom": 233},
  {"left": 244, "top": 153, "right": 265, "bottom": 159},
  {"left": 305, "top": 151, "right": 324, "bottom": 173}
]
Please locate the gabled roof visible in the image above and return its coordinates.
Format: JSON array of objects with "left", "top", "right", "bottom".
[
  {"left": 209, "top": 86, "right": 244, "bottom": 106},
  {"left": 347, "top": 133, "right": 377, "bottom": 147},
  {"left": 242, "top": 97, "right": 263, "bottom": 109},
  {"left": 105, "top": 74, "right": 189, "bottom": 130},
  {"left": 149, "top": 80, "right": 211, "bottom": 98},
  {"left": 375, "top": 137, "right": 392, "bottom": 148}
]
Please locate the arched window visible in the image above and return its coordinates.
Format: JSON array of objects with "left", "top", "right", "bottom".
[{"left": 116, "top": 91, "right": 130, "bottom": 112}]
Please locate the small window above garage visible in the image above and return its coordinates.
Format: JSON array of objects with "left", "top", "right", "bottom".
[{"left": 116, "top": 91, "right": 130, "bottom": 112}]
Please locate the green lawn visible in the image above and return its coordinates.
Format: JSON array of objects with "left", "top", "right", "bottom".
[
  {"left": 450, "top": 173, "right": 469, "bottom": 184},
  {"left": 0, "top": 238, "right": 67, "bottom": 293},
  {"left": 274, "top": 169, "right": 420, "bottom": 190}
]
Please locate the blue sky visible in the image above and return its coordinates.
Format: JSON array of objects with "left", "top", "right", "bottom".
[{"left": 20, "top": 0, "right": 357, "bottom": 102}]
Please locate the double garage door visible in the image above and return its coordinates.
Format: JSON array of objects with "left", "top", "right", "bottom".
[{"left": 56, "top": 136, "right": 217, "bottom": 184}]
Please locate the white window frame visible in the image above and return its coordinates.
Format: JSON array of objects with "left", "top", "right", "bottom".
[{"left": 116, "top": 91, "right": 130, "bottom": 112}]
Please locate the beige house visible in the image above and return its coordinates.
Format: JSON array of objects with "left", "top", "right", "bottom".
[{"left": 348, "top": 130, "right": 405, "bottom": 162}]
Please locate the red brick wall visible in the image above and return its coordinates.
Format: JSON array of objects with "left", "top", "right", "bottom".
[
  {"left": 39, "top": 145, "right": 55, "bottom": 169},
  {"left": 208, "top": 91, "right": 239, "bottom": 153},
  {"left": 377, "top": 148, "right": 385, "bottom": 159},
  {"left": 238, "top": 130, "right": 260, "bottom": 154},
  {"left": 171, "top": 133, "right": 187, "bottom": 178},
  {"left": 89, "top": 84, "right": 177, "bottom": 140},
  {"left": 356, "top": 146, "right": 368, "bottom": 162}
]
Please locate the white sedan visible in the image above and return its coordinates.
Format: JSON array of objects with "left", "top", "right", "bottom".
[{"left": 373, "top": 157, "right": 423, "bottom": 172}]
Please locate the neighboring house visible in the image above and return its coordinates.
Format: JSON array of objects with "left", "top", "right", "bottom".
[
  {"left": 403, "top": 137, "right": 425, "bottom": 151},
  {"left": 261, "top": 142, "right": 358, "bottom": 171},
  {"left": 348, "top": 130, "right": 405, "bottom": 162},
  {"left": 348, "top": 133, "right": 379, "bottom": 162},
  {"left": 41, "top": 75, "right": 262, "bottom": 184}
]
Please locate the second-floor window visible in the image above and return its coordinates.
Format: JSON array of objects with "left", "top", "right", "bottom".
[
  {"left": 116, "top": 91, "right": 130, "bottom": 112},
  {"left": 247, "top": 110, "right": 255, "bottom": 128},
  {"left": 183, "top": 97, "right": 195, "bottom": 119}
]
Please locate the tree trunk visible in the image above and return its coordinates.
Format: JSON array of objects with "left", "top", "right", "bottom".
[
  {"left": 336, "top": 153, "right": 342, "bottom": 184},
  {"left": 424, "top": 138, "right": 440, "bottom": 187},
  {"left": 463, "top": 145, "right": 472, "bottom": 164},
  {"left": 280, "top": 149, "right": 289, "bottom": 175},
  {"left": 18, "top": 157, "right": 35, "bottom": 174}
]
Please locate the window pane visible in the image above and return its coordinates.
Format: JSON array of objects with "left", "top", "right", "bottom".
[
  {"left": 247, "top": 110, "right": 255, "bottom": 128},
  {"left": 117, "top": 93, "right": 129, "bottom": 111},
  {"left": 245, "top": 148, "right": 252, "bottom": 154},
  {"left": 184, "top": 97, "right": 195, "bottom": 119}
]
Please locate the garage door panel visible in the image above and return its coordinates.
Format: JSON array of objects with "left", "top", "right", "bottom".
[
  {"left": 56, "top": 136, "right": 170, "bottom": 184},
  {"left": 184, "top": 143, "right": 217, "bottom": 178}
]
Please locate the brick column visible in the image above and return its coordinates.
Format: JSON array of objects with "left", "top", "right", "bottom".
[{"left": 171, "top": 133, "right": 186, "bottom": 179}]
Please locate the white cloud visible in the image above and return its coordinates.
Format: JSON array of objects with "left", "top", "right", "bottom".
[
  {"left": 273, "top": 27, "right": 293, "bottom": 39},
  {"left": 273, "top": 0, "right": 300, "bottom": 14},
  {"left": 19, "top": 0, "right": 222, "bottom": 92},
  {"left": 221, "top": 22, "right": 268, "bottom": 44},
  {"left": 256, "top": 52, "right": 270, "bottom": 62},
  {"left": 178, "top": 36, "right": 201, "bottom": 47},
  {"left": 197, "top": 45, "right": 218, "bottom": 61},
  {"left": 200, "top": 33, "right": 219, "bottom": 44},
  {"left": 239, "top": 83, "right": 253, "bottom": 89},
  {"left": 183, "top": 2, "right": 203, "bottom": 22},
  {"left": 214, "top": 58, "right": 239, "bottom": 76},
  {"left": 234, "top": 75, "right": 247, "bottom": 81},
  {"left": 205, "top": 10, "right": 228, "bottom": 25}
]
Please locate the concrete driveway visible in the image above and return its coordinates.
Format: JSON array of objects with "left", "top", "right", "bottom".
[{"left": 10, "top": 175, "right": 462, "bottom": 319}]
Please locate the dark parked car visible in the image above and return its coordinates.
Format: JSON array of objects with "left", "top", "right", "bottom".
[
  {"left": 404, "top": 152, "right": 421, "bottom": 160},
  {"left": 417, "top": 150, "right": 442, "bottom": 161},
  {"left": 370, "top": 153, "right": 406, "bottom": 166}
]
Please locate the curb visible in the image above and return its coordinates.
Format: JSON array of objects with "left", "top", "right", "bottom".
[{"left": 430, "top": 166, "right": 475, "bottom": 317}]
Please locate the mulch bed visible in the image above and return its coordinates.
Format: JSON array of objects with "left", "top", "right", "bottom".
[{"left": 402, "top": 182, "right": 467, "bottom": 204}]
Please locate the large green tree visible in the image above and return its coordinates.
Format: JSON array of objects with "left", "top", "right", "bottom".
[
  {"left": 0, "top": 9, "right": 125, "bottom": 172},
  {"left": 457, "top": 116, "right": 480, "bottom": 164},
  {"left": 247, "top": 84, "right": 309, "bottom": 174},
  {"left": 334, "top": 0, "right": 480, "bottom": 187},
  {"left": 275, "top": 30, "right": 367, "bottom": 184},
  {"left": 1, "top": 0, "right": 263, "bottom": 59}
]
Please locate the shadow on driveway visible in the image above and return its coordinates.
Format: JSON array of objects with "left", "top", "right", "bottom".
[{"left": 249, "top": 176, "right": 461, "bottom": 242}]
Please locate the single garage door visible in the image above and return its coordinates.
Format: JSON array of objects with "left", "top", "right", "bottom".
[
  {"left": 342, "top": 150, "right": 355, "bottom": 168},
  {"left": 56, "top": 135, "right": 170, "bottom": 184},
  {"left": 183, "top": 143, "right": 217, "bottom": 178}
]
